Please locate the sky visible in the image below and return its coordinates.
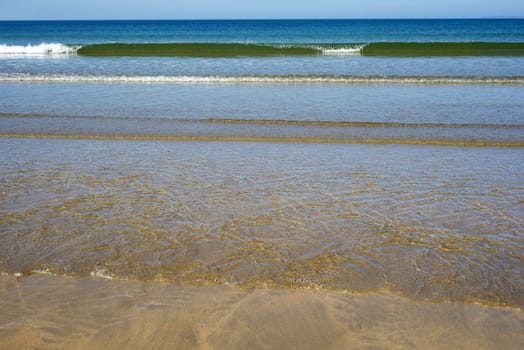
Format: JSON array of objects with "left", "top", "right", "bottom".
[{"left": 0, "top": 0, "right": 523, "bottom": 20}]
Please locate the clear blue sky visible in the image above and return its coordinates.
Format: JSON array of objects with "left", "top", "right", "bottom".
[{"left": 0, "top": 0, "right": 523, "bottom": 20}]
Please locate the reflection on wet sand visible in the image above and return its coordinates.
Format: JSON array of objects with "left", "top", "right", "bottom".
[{"left": 1, "top": 274, "right": 523, "bottom": 350}]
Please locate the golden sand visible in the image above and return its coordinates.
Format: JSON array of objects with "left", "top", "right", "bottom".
[{"left": 1, "top": 274, "right": 522, "bottom": 349}]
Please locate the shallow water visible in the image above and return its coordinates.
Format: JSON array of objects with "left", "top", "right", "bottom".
[
  {"left": 1, "top": 21, "right": 523, "bottom": 344},
  {"left": 1, "top": 83, "right": 524, "bottom": 125},
  {"left": 2, "top": 55, "right": 524, "bottom": 77},
  {"left": 1, "top": 138, "right": 522, "bottom": 307}
]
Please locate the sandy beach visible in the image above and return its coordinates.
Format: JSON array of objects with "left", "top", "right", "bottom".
[
  {"left": 1, "top": 274, "right": 522, "bottom": 349},
  {"left": 1, "top": 18, "right": 523, "bottom": 349}
]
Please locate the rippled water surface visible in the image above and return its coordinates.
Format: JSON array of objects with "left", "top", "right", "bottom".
[
  {"left": 1, "top": 138, "right": 522, "bottom": 307},
  {"left": 1, "top": 19, "right": 523, "bottom": 315},
  {"left": 1, "top": 83, "right": 524, "bottom": 125},
  {"left": 2, "top": 55, "right": 524, "bottom": 76}
]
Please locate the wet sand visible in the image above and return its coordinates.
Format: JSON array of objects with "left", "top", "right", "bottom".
[{"left": 1, "top": 274, "right": 522, "bottom": 349}]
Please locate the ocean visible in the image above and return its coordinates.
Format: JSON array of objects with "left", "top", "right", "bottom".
[{"left": 0, "top": 19, "right": 523, "bottom": 348}]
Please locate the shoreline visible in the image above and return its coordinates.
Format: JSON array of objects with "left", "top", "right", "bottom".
[{"left": 1, "top": 274, "right": 523, "bottom": 349}]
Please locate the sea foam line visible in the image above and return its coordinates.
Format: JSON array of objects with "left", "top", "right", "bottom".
[{"left": 1, "top": 74, "right": 524, "bottom": 85}]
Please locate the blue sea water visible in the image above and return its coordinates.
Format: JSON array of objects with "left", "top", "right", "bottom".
[
  {"left": 0, "top": 19, "right": 523, "bottom": 131},
  {"left": 1, "top": 19, "right": 524, "bottom": 45},
  {"left": 0, "top": 20, "right": 524, "bottom": 308},
  {"left": 1, "top": 19, "right": 524, "bottom": 79}
]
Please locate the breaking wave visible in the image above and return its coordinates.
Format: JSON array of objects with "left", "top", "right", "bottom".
[
  {"left": 2, "top": 42, "right": 524, "bottom": 58},
  {"left": 0, "top": 43, "right": 78, "bottom": 56},
  {"left": 1, "top": 73, "right": 523, "bottom": 85}
]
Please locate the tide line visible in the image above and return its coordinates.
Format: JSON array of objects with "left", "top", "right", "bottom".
[{"left": 1, "top": 133, "right": 522, "bottom": 147}]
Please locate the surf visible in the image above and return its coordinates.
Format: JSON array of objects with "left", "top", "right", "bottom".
[
  {"left": 74, "top": 42, "right": 524, "bottom": 57},
  {"left": 0, "top": 43, "right": 78, "bottom": 55},
  {"left": 2, "top": 73, "right": 524, "bottom": 85}
]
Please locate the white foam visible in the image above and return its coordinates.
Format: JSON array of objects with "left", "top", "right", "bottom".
[
  {"left": 0, "top": 43, "right": 78, "bottom": 56},
  {"left": 1, "top": 73, "right": 523, "bottom": 85},
  {"left": 90, "top": 267, "right": 113, "bottom": 280},
  {"left": 321, "top": 45, "right": 365, "bottom": 55},
  {"left": 32, "top": 269, "right": 55, "bottom": 275}
]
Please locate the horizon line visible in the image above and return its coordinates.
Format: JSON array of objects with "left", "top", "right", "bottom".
[{"left": 1, "top": 17, "right": 524, "bottom": 22}]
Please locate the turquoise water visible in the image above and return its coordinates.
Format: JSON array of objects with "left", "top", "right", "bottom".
[
  {"left": 0, "top": 19, "right": 523, "bottom": 139},
  {"left": 1, "top": 19, "right": 524, "bottom": 79},
  {"left": 2, "top": 19, "right": 524, "bottom": 44},
  {"left": 0, "top": 20, "right": 523, "bottom": 307}
]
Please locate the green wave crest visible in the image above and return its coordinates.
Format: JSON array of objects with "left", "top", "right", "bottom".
[{"left": 74, "top": 42, "right": 524, "bottom": 57}]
